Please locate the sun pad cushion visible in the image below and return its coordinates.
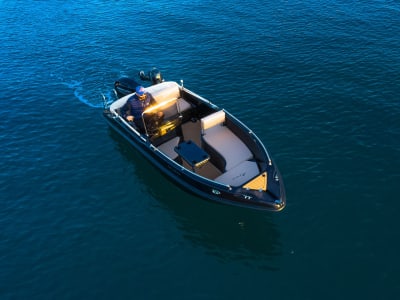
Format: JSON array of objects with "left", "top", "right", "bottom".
[{"left": 214, "top": 160, "right": 259, "bottom": 186}]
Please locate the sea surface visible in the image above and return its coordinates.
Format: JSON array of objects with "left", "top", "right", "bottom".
[{"left": 1, "top": 1, "right": 399, "bottom": 299}]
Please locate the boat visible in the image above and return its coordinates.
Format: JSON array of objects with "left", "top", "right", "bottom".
[{"left": 103, "top": 70, "right": 286, "bottom": 211}]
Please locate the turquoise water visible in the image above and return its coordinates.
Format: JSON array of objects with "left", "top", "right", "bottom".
[{"left": 1, "top": 1, "right": 399, "bottom": 299}]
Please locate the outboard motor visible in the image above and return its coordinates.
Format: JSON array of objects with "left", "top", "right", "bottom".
[
  {"left": 139, "top": 68, "right": 164, "bottom": 84},
  {"left": 149, "top": 68, "right": 164, "bottom": 84},
  {"left": 113, "top": 67, "right": 164, "bottom": 99}
]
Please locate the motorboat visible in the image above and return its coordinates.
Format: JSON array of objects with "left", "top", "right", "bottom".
[{"left": 103, "top": 71, "right": 286, "bottom": 211}]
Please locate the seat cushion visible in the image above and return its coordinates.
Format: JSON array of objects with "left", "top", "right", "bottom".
[
  {"left": 214, "top": 160, "right": 259, "bottom": 187},
  {"left": 200, "top": 110, "right": 226, "bottom": 132},
  {"left": 147, "top": 81, "right": 180, "bottom": 104},
  {"left": 162, "top": 98, "right": 192, "bottom": 119},
  {"left": 157, "top": 136, "right": 180, "bottom": 159},
  {"left": 202, "top": 125, "right": 253, "bottom": 171}
]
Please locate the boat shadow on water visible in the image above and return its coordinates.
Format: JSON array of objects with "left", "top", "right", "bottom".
[{"left": 109, "top": 129, "right": 283, "bottom": 270}]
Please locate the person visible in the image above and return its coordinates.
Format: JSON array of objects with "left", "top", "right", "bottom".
[{"left": 123, "top": 86, "right": 163, "bottom": 132}]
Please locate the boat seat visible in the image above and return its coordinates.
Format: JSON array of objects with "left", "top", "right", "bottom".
[
  {"left": 176, "top": 98, "right": 192, "bottom": 113},
  {"left": 159, "top": 98, "right": 192, "bottom": 119},
  {"left": 214, "top": 160, "right": 259, "bottom": 187},
  {"left": 146, "top": 81, "right": 191, "bottom": 118},
  {"left": 157, "top": 136, "right": 181, "bottom": 160},
  {"left": 201, "top": 110, "right": 253, "bottom": 171},
  {"left": 147, "top": 81, "right": 180, "bottom": 103}
]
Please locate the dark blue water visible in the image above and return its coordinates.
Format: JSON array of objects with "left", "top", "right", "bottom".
[{"left": 1, "top": 1, "right": 399, "bottom": 299}]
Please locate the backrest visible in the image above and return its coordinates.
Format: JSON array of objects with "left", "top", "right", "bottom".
[
  {"left": 146, "top": 81, "right": 180, "bottom": 104},
  {"left": 200, "top": 110, "right": 226, "bottom": 133}
]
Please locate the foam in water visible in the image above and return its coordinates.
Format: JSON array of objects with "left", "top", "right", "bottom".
[{"left": 63, "top": 80, "right": 114, "bottom": 108}]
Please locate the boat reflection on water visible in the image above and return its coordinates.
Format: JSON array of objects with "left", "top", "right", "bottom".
[{"left": 109, "top": 129, "right": 283, "bottom": 270}]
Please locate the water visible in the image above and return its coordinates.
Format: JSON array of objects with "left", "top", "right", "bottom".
[{"left": 1, "top": 1, "right": 399, "bottom": 299}]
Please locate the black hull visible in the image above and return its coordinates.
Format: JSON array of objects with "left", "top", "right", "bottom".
[{"left": 103, "top": 111, "right": 286, "bottom": 212}]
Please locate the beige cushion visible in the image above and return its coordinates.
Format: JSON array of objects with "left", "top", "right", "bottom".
[
  {"left": 146, "top": 82, "right": 191, "bottom": 118},
  {"left": 146, "top": 81, "right": 180, "bottom": 104},
  {"left": 202, "top": 124, "right": 253, "bottom": 171},
  {"left": 157, "top": 136, "right": 180, "bottom": 159},
  {"left": 200, "top": 110, "right": 225, "bottom": 132},
  {"left": 214, "top": 160, "right": 259, "bottom": 187}
]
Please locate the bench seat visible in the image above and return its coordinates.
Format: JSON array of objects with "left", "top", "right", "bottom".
[
  {"left": 201, "top": 110, "right": 253, "bottom": 171},
  {"left": 202, "top": 125, "right": 253, "bottom": 171},
  {"left": 146, "top": 81, "right": 191, "bottom": 118}
]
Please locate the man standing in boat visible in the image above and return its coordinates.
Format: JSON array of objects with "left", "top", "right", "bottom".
[{"left": 123, "top": 86, "right": 163, "bottom": 132}]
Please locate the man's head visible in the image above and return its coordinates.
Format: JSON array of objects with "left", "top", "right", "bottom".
[{"left": 136, "top": 86, "right": 146, "bottom": 100}]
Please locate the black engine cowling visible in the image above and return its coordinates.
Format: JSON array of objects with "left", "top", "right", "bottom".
[
  {"left": 114, "top": 77, "right": 139, "bottom": 98},
  {"left": 139, "top": 68, "right": 164, "bottom": 84},
  {"left": 114, "top": 68, "right": 164, "bottom": 98}
]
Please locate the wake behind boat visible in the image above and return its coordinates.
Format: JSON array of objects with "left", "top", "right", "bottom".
[{"left": 103, "top": 70, "right": 286, "bottom": 211}]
